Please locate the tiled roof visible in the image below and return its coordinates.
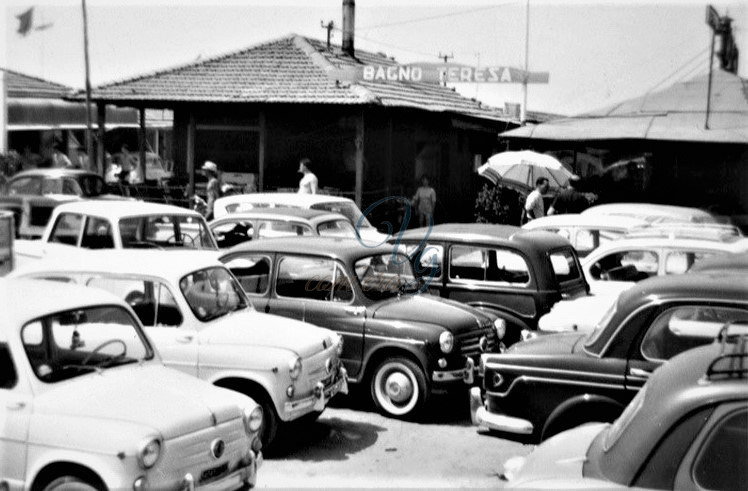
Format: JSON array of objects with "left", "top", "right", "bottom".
[
  {"left": 3, "top": 68, "right": 72, "bottom": 98},
  {"left": 84, "top": 34, "right": 506, "bottom": 121}
]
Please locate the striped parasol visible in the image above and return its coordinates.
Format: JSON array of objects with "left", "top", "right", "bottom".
[{"left": 477, "top": 150, "right": 574, "bottom": 189}]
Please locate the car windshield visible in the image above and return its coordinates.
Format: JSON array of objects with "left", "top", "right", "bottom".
[
  {"left": 354, "top": 253, "right": 421, "bottom": 301},
  {"left": 21, "top": 305, "right": 154, "bottom": 383},
  {"left": 119, "top": 214, "right": 217, "bottom": 250},
  {"left": 179, "top": 266, "right": 249, "bottom": 321},
  {"left": 79, "top": 175, "right": 107, "bottom": 197},
  {"left": 317, "top": 219, "right": 358, "bottom": 238},
  {"left": 310, "top": 202, "right": 374, "bottom": 229}
]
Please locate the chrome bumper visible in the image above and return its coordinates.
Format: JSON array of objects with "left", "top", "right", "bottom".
[
  {"left": 432, "top": 358, "right": 475, "bottom": 384},
  {"left": 469, "top": 387, "right": 534, "bottom": 434},
  {"left": 177, "top": 450, "right": 261, "bottom": 491},
  {"left": 284, "top": 367, "right": 349, "bottom": 414}
]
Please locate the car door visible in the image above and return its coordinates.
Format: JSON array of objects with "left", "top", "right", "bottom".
[
  {"left": 266, "top": 255, "right": 366, "bottom": 379},
  {"left": 85, "top": 276, "right": 199, "bottom": 376},
  {"left": 626, "top": 302, "right": 748, "bottom": 390},
  {"left": 222, "top": 253, "right": 272, "bottom": 313},
  {"left": 402, "top": 241, "right": 444, "bottom": 296},
  {"left": 0, "top": 342, "right": 29, "bottom": 487}
]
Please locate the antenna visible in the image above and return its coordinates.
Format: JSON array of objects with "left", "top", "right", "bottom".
[
  {"left": 321, "top": 20, "right": 335, "bottom": 49},
  {"left": 437, "top": 52, "right": 454, "bottom": 87}
]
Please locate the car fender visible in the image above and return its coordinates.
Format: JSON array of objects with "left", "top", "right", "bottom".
[
  {"left": 542, "top": 393, "right": 624, "bottom": 437},
  {"left": 201, "top": 362, "right": 290, "bottom": 419},
  {"left": 360, "top": 337, "right": 431, "bottom": 383},
  {"left": 468, "top": 304, "right": 531, "bottom": 331}
]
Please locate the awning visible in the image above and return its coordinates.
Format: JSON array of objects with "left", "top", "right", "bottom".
[{"left": 7, "top": 97, "right": 139, "bottom": 131}]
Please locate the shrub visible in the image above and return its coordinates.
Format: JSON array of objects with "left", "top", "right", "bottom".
[{"left": 474, "top": 183, "right": 523, "bottom": 225}]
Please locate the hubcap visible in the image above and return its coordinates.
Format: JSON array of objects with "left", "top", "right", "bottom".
[{"left": 385, "top": 372, "right": 413, "bottom": 403}]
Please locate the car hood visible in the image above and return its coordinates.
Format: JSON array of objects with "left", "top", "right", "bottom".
[
  {"left": 33, "top": 364, "right": 248, "bottom": 439},
  {"left": 203, "top": 309, "right": 336, "bottom": 358},
  {"left": 370, "top": 294, "right": 490, "bottom": 334},
  {"left": 507, "top": 423, "right": 609, "bottom": 488},
  {"left": 506, "top": 331, "right": 587, "bottom": 356}
]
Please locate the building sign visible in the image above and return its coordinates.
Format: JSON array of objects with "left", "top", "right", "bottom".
[{"left": 330, "top": 63, "right": 549, "bottom": 85}]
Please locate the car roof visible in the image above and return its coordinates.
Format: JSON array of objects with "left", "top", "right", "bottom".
[
  {"left": 689, "top": 252, "right": 748, "bottom": 274},
  {"left": 582, "top": 236, "right": 748, "bottom": 264},
  {"left": 215, "top": 192, "right": 355, "bottom": 211},
  {"left": 618, "top": 272, "right": 748, "bottom": 307},
  {"left": 11, "top": 250, "right": 223, "bottom": 283},
  {"left": 223, "top": 236, "right": 394, "bottom": 259},
  {"left": 581, "top": 203, "right": 715, "bottom": 222},
  {"left": 398, "top": 223, "right": 573, "bottom": 249},
  {"left": 53, "top": 200, "right": 201, "bottom": 218},
  {"left": 9, "top": 169, "right": 102, "bottom": 179},
  {"left": 209, "top": 207, "right": 346, "bottom": 223},
  {"left": 522, "top": 214, "right": 648, "bottom": 230},
  {"left": 0, "top": 278, "right": 127, "bottom": 340},
  {"left": 591, "top": 338, "right": 748, "bottom": 484}
]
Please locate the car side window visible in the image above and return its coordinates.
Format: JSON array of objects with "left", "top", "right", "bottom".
[
  {"left": 664, "top": 251, "right": 715, "bottom": 275},
  {"left": 692, "top": 408, "right": 748, "bottom": 491},
  {"left": 257, "top": 220, "right": 313, "bottom": 239},
  {"left": 212, "top": 220, "right": 254, "bottom": 249},
  {"left": 590, "top": 250, "right": 658, "bottom": 281},
  {"left": 81, "top": 217, "right": 114, "bottom": 249},
  {"left": 276, "top": 256, "right": 352, "bottom": 302},
  {"left": 640, "top": 305, "right": 748, "bottom": 361},
  {"left": 49, "top": 213, "right": 83, "bottom": 246},
  {"left": 62, "top": 178, "right": 82, "bottom": 195},
  {"left": 226, "top": 254, "right": 272, "bottom": 295},
  {"left": 449, "top": 245, "right": 529, "bottom": 285},
  {"left": 412, "top": 243, "right": 443, "bottom": 280},
  {"left": 0, "top": 343, "right": 18, "bottom": 389},
  {"left": 8, "top": 176, "right": 41, "bottom": 195},
  {"left": 87, "top": 277, "right": 183, "bottom": 327}
]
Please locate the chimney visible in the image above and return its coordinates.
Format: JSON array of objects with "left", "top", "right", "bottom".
[{"left": 342, "top": 0, "right": 355, "bottom": 57}]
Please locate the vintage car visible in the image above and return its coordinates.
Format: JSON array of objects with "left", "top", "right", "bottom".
[
  {"left": 580, "top": 202, "right": 721, "bottom": 224},
  {"left": 10, "top": 250, "right": 347, "bottom": 447},
  {"left": 501, "top": 328, "right": 748, "bottom": 490},
  {"left": 395, "top": 224, "right": 589, "bottom": 343},
  {"left": 219, "top": 237, "right": 504, "bottom": 419},
  {"left": 470, "top": 272, "right": 748, "bottom": 441},
  {"left": 212, "top": 192, "right": 387, "bottom": 246},
  {"left": 0, "top": 169, "right": 124, "bottom": 239},
  {"left": 0, "top": 278, "right": 262, "bottom": 490},
  {"left": 581, "top": 234, "right": 748, "bottom": 294},
  {"left": 522, "top": 213, "right": 648, "bottom": 257},
  {"left": 209, "top": 208, "right": 357, "bottom": 249},
  {"left": 689, "top": 251, "right": 748, "bottom": 274},
  {"left": 13, "top": 200, "right": 218, "bottom": 267}
]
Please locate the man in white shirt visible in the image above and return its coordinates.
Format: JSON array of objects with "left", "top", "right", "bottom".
[
  {"left": 523, "top": 177, "right": 549, "bottom": 223},
  {"left": 298, "top": 157, "right": 318, "bottom": 194}
]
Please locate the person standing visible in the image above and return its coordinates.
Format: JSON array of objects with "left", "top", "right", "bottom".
[
  {"left": 51, "top": 142, "right": 72, "bottom": 168},
  {"left": 523, "top": 177, "right": 550, "bottom": 223},
  {"left": 548, "top": 175, "right": 590, "bottom": 215},
  {"left": 201, "top": 160, "right": 221, "bottom": 220},
  {"left": 411, "top": 175, "right": 437, "bottom": 227},
  {"left": 297, "top": 158, "right": 318, "bottom": 194}
]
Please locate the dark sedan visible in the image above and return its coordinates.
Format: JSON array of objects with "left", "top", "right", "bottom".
[
  {"left": 470, "top": 272, "right": 748, "bottom": 441},
  {"left": 220, "top": 237, "right": 505, "bottom": 419}
]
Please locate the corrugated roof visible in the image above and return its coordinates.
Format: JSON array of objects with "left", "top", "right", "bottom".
[
  {"left": 83, "top": 34, "right": 507, "bottom": 121},
  {"left": 500, "top": 70, "right": 748, "bottom": 143},
  {"left": 2, "top": 68, "right": 72, "bottom": 98}
]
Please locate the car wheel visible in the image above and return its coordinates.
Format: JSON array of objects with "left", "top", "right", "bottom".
[
  {"left": 251, "top": 392, "right": 279, "bottom": 449},
  {"left": 42, "top": 476, "right": 99, "bottom": 491},
  {"left": 370, "top": 357, "right": 428, "bottom": 418}
]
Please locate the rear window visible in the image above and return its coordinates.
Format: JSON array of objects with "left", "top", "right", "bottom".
[{"left": 549, "top": 249, "right": 582, "bottom": 283}]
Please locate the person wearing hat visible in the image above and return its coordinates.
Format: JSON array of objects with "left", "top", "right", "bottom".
[
  {"left": 202, "top": 160, "right": 221, "bottom": 220},
  {"left": 297, "top": 158, "right": 318, "bottom": 194}
]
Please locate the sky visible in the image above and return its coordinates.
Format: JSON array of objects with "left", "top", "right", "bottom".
[{"left": 3, "top": 0, "right": 746, "bottom": 116}]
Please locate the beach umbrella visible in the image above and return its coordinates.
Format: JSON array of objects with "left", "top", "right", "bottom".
[{"left": 478, "top": 150, "right": 574, "bottom": 189}]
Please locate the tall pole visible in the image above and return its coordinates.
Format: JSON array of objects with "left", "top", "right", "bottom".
[
  {"left": 705, "top": 30, "right": 715, "bottom": 130},
  {"left": 81, "top": 0, "right": 94, "bottom": 162},
  {"left": 520, "top": 0, "right": 530, "bottom": 125}
]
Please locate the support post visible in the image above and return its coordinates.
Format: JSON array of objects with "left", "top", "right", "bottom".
[
  {"left": 96, "top": 102, "right": 106, "bottom": 176},
  {"left": 187, "top": 113, "right": 196, "bottom": 200},
  {"left": 521, "top": 0, "right": 530, "bottom": 125},
  {"left": 705, "top": 31, "right": 715, "bottom": 130},
  {"left": 258, "top": 111, "right": 266, "bottom": 192},
  {"left": 138, "top": 107, "right": 146, "bottom": 183},
  {"left": 355, "top": 111, "right": 365, "bottom": 208},
  {"left": 81, "top": 0, "right": 94, "bottom": 162}
]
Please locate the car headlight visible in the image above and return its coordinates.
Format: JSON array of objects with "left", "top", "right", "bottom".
[
  {"left": 494, "top": 318, "right": 506, "bottom": 340},
  {"left": 288, "top": 356, "right": 302, "bottom": 380},
  {"left": 243, "top": 406, "right": 263, "bottom": 434},
  {"left": 137, "top": 437, "right": 161, "bottom": 469},
  {"left": 336, "top": 334, "right": 344, "bottom": 356},
  {"left": 439, "top": 331, "right": 454, "bottom": 354}
]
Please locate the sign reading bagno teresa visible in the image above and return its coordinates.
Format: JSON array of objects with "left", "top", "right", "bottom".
[{"left": 330, "top": 63, "right": 549, "bottom": 84}]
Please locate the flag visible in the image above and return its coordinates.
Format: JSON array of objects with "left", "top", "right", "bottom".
[{"left": 16, "top": 7, "right": 34, "bottom": 36}]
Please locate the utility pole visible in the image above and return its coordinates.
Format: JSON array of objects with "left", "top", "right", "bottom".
[
  {"left": 437, "top": 52, "right": 453, "bottom": 87},
  {"left": 521, "top": 0, "right": 530, "bottom": 125},
  {"left": 81, "top": 0, "right": 94, "bottom": 169},
  {"left": 321, "top": 20, "right": 334, "bottom": 49}
]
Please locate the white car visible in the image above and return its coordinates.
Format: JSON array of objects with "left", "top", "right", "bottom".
[
  {"left": 10, "top": 250, "right": 347, "bottom": 447},
  {"left": 581, "top": 202, "right": 720, "bottom": 224},
  {"left": 522, "top": 214, "right": 648, "bottom": 257},
  {"left": 0, "top": 278, "right": 262, "bottom": 490},
  {"left": 212, "top": 192, "right": 387, "bottom": 246}
]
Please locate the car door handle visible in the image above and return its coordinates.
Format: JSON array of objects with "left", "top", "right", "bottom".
[
  {"left": 175, "top": 334, "right": 194, "bottom": 343},
  {"left": 629, "top": 368, "right": 651, "bottom": 378},
  {"left": 344, "top": 307, "right": 364, "bottom": 317}
]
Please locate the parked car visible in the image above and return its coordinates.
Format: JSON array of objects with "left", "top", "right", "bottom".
[
  {"left": 522, "top": 214, "right": 648, "bottom": 257},
  {"left": 395, "top": 224, "right": 589, "bottom": 343},
  {"left": 0, "top": 168, "right": 124, "bottom": 239},
  {"left": 470, "top": 272, "right": 748, "bottom": 441},
  {"left": 219, "top": 237, "right": 505, "bottom": 419},
  {"left": 581, "top": 202, "right": 724, "bottom": 224},
  {"left": 212, "top": 192, "right": 387, "bottom": 246},
  {"left": 689, "top": 251, "right": 748, "bottom": 274},
  {"left": 501, "top": 327, "right": 748, "bottom": 490},
  {"left": 13, "top": 200, "right": 218, "bottom": 267},
  {"left": 581, "top": 235, "right": 748, "bottom": 294},
  {"left": 0, "top": 278, "right": 262, "bottom": 490},
  {"left": 209, "top": 208, "right": 357, "bottom": 249},
  {"left": 10, "top": 250, "right": 347, "bottom": 447}
]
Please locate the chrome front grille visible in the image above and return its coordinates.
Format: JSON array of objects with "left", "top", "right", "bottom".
[{"left": 458, "top": 327, "right": 498, "bottom": 357}]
